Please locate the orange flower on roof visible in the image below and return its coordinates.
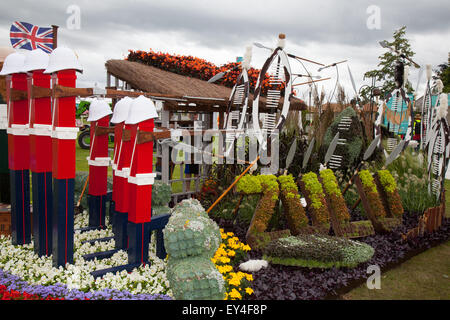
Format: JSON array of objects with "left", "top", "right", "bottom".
[{"left": 126, "top": 49, "right": 286, "bottom": 96}]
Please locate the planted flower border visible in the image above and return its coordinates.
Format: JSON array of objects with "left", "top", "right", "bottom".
[
  {"left": 298, "top": 172, "right": 330, "bottom": 234},
  {"left": 354, "top": 170, "right": 400, "bottom": 233},
  {"left": 0, "top": 209, "right": 253, "bottom": 300},
  {"left": 375, "top": 170, "right": 404, "bottom": 218},
  {"left": 319, "top": 169, "right": 374, "bottom": 238},
  {"left": 236, "top": 175, "right": 290, "bottom": 249},
  {"left": 277, "top": 174, "right": 309, "bottom": 235}
]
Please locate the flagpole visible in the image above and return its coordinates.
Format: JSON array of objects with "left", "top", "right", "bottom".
[{"left": 51, "top": 25, "right": 59, "bottom": 49}]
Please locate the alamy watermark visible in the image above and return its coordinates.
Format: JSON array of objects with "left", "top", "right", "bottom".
[
  {"left": 366, "top": 265, "right": 381, "bottom": 289},
  {"left": 66, "top": 4, "right": 81, "bottom": 30},
  {"left": 366, "top": 5, "right": 381, "bottom": 30},
  {"left": 169, "top": 128, "right": 279, "bottom": 173}
]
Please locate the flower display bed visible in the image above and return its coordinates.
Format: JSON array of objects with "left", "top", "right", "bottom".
[
  {"left": 0, "top": 211, "right": 172, "bottom": 300},
  {"left": 214, "top": 212, "right": 450, "bottom": 300},
  {"left": 0, "top": 206, "right": 253, "bottom": 300}
]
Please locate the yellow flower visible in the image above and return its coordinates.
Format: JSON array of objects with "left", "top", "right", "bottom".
[
  {"left": 229, "top": 288, "right": 242, "bottom": 300},
  {"left": 245, "top": 287, "right": 254, "bottom": 295},
  {"left": 241, "top": 244, "right": 251, "bottom": 251},
  {"left": 218, "top": 265, "right": 232, "bottom": 274},
  {"left": 227, "top": 250, "right": 236, "bottom": 257},
  {"left": 220, "top": 256, "right": 230, "bottom": 264},
  {"left": 245, "top": 274, "right": 253, "bottom": 282},
  {"left": 226, "top": 232, "right": 234, "bottom": 237},
  {"left": 228, "top": 277, "right": 241, "bottom": 287}
]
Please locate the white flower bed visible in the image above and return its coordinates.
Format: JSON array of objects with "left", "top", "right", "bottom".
[{"left": 0, "top": 211, "right": 173, "bottom": 297}]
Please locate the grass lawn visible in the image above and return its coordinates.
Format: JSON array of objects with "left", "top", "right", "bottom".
[{"left": 343, "top": 180, "right": 450, "bottom": 300}]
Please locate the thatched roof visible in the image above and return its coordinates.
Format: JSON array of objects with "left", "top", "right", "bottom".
[
  {"left": 105, "top": 59, "right": 306, "bottom": 110},
  {"left": 106, "top": 59, "right": 231, "bottom": 99}
]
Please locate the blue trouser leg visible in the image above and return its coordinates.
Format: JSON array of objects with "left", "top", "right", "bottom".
[
  {"left": 52, "top": 178, "right": 74, "bottom": 267},
  {"left": 10, "top": 169, "right": 31, "bottom": 245},
  {"left": 108, "top": 199, "right": 115, "bottom": 226},
  {"left": 113, "top": 211, "right": 128, "bottom": 250},
  {"left": 127, "top": 221, "right": 150, "bottom": 265},
  {"left": 31, "top": 171, "right": 53, "bottom": 256},
  {"left": 88, "top": 194, "right": 106, "bottom": 229}
]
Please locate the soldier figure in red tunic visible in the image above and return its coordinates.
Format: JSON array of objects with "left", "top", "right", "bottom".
[{"left": 86, "top": 99, "right": 112, "bottom": 229}]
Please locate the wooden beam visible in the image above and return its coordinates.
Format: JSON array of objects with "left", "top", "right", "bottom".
[
  {"left": 122, "top": 129, "right": 131, "bottom": 142},
  {"left": 95, "top": 126, "right": 115, "bottom": 136},
  {"left": 31, "top": 85, "right": 52, "bottom": 99},
  {"left": 54, "top": 85, "right": 93, "bottom": 98},
  {"left": 10, "top": 88, "right": 27, "bottom": 101}
]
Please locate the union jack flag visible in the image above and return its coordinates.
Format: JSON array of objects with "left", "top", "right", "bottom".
[{"left": 10, "top": 21, "right": 54, "bottom": 53}]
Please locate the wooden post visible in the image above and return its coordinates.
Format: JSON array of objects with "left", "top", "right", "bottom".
[
  {"left": 160, "top": 106, "right": 170, "bottom": 185},
  {"left": 106, "top": 72, "right": 111, "bottom": 88},
  {"left": 51, "top": 25, "right": 58, "bottom": 49}
]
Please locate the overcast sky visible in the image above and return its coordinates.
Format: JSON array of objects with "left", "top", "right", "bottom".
[{"left": 0, "top": 0, "right": 449, "bottom": 102}]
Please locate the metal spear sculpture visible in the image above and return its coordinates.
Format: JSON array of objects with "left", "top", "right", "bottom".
[
  {"left": 426, "top": 94, "right": 450, "bottom": 202},
  {"left": 223, "top": 46, "right": 252, "bottom": 158},
  {"left": 251, "top": 33, "right": 293, "bottom": 151}
]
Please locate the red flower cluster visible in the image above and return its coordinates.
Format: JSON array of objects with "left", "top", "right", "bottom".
[
  {"left": 0, "top": 285, "right": 64, "bottom": 300},
  {"left": 126, "top": 49, "right": 286, "bottom": 96}
]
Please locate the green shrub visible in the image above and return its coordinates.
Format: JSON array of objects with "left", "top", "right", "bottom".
[
  {"left": 301, "top": 172, "right": 329, "bottom": 228},
  {"left": 163, "top": 198, "right": 225, "bottom": 300},
  {"left": 263, "top": 234, "right": 374, "bottom": 268},
  {"left": 236, "top": 174, "right": 262, "bottom": 194},
  {"left": 277, "top": 175, "right": 309, "bottom": 234},
  {"left": 323, "top": 107, "right": 365, "bottom": 170}
]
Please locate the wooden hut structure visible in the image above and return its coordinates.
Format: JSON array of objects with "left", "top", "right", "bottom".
[{"left": 105, "top": 59, "right": 307, "bottom": 203}]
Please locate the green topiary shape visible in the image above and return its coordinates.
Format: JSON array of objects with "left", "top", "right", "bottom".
[
  {"left": 152, "top": 180, "right": 172, "bottom": 206},
  {"left": 163, "top": 199, "right": 225, "bottom": 300},
  {"left": 164, "top": 199, "right": 221, "bottom": 259},
  {"left": 152, "top": 181, "right": 172, "bottom": 216},
  {"left": 263, "top": 234, "right": 374, "bottom": 269},
  {"left": 166, "top": 257, "right": 225, "bottom": 300},
  {"left": 323, "top": 107, "right": 364, "bottom": 170}
]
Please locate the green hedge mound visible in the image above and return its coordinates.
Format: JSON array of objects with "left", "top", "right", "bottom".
[{"left": 263, "top": 234, "right": 374, "bottom": 269}]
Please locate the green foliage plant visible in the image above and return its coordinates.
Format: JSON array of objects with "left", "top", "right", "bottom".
[
  {"left": 358, "top": 170, "right": 386, "bottom": 219},
  {"left": 245, "top": 175, "right": 280, "bottom": 248},
  {"left": 377, "top": 170, "right": 404, "bottom": 218},
  {"left": 300, "top": 172, "right": 330, "bottom": 228},
  {"left": 277, "top": 174, "right": 309, "bottom": 234},
  {"left": 263, "top": 234, "right": 374, "bottom": 269},
  {"left": 163, "top": 199, "right": 225, "bottom": 300}
]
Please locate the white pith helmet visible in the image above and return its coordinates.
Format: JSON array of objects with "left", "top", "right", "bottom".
[
  {"left": 87, "top": 99, "right": 112, "bottom": 122},
  {"left": 0, "top": 52, "right": 26, "bottom": 75},
  {"left": 125, "top": 95, "right": 159, "bottom": 124},
  {"left": 110, "top": 96, "right": 133, "bottom": 124},
  {"left": 44, "top": 47, "right": 83, "bottom": 74},
  {"left": 22, "top": 49, "right": 49, "bottom": 72}
]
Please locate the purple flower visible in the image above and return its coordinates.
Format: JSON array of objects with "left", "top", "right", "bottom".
[{"left": 0, "top": 268, "right": 171, "bottom": 300}]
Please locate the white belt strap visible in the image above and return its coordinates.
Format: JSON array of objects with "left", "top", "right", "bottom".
[
  {"left": 30, "top": 124, "right": 52, "bottom": 136},
  {"left": 128, "top": 173, "right": 157, "bottom": 186},
  {"left": 115, "top": 167, "right": 130, "bottom": 178},
  {"left": 7, "top": 124, "right": 29, "bottom": 136},
  {"left": 86, "top": 156, "right": 111, "bottom": 167},
  {"left": 52, "top": 126, "right": 79, "bottom": 140}
]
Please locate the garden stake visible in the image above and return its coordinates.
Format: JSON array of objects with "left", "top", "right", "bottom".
[
  {"left": 77, "top": 175, "right": 89, "bottom": 208},
  {"left": 351, "top": 197, "right": 361, "bottom": 211},
  {"left": 207, "top": 156, "right": 260, "bottom": 214}
]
